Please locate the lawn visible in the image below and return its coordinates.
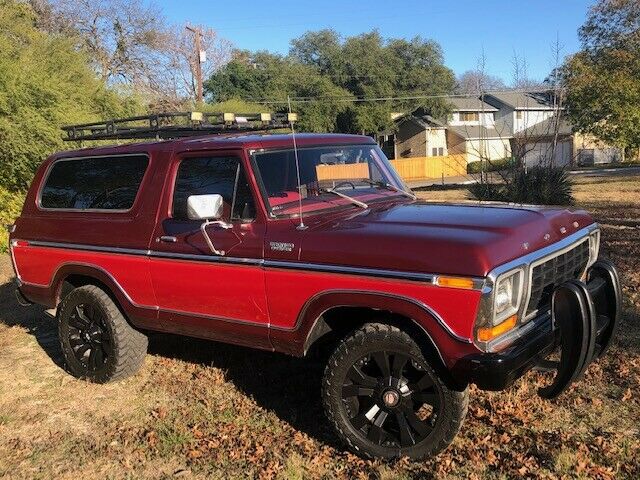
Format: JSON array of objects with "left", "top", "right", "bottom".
[{"left": 0, "top": 175, "right": 638, "bottom": 479}]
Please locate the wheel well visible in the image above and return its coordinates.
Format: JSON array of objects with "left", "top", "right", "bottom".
[
  {"left": 59, "top": 274, "right": 117, "bottom": 307},
  {"left": 305, "top": 306, "right": 444, "bottom": 368}
]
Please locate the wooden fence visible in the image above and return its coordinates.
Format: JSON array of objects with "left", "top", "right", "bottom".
[
  {"left": 389, "top": 155, "right": 467, "bottom": 181},
  {"left": 316, "top": 155, "right": 467, "bottom": 183}
]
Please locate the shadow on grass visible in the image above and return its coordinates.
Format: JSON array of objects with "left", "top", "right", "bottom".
[
  {"left": 0, "top": 279, "right": 339, "bottom": 448},
  {"left": 146, "top": 332, "right": 339, "bottom": 448},
  {"left": 0, "top": 281, "right": 65, "bottom": 369}
]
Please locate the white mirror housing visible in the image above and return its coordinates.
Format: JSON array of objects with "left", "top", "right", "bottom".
[{"left": 187, "top": 194, "right": 224, "bottom": 221}]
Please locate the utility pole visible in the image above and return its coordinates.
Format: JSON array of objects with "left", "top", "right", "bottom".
[{"left": 185, "top": 25, "right": 204, "bottom": 104}]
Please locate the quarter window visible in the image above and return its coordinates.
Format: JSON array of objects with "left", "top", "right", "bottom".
[
  {"left": 172, "top": 156, "right": 255, "bottom": 221},
  {"left": 40, "top": 155, "right": 148, "bottom": 210}
]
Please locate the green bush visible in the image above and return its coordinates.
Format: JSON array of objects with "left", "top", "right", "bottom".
[
  {"left": 0, "top": 1, "right": 141, "bottom": 191},
  {"left": 468, "top": 166, "right": 574, "bottom": 205},
  {"left": 466, "top": 157, "right": 514, "bottom": 174},
  {"left": 0, "top": 187, "right": 25, "bottom": 253}
]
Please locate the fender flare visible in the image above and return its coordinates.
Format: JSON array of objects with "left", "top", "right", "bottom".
[{"left": 296, "top": 289, "right": 471, "bottom": 363}]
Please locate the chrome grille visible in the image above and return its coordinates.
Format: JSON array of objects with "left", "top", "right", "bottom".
[{"left": 525, "top": 239, "right": 590, "bottom": 317}]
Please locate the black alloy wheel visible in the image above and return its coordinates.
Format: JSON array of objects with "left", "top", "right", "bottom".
[
  {"left": 342, "top": 350, "right": 441, "bottom": 448},
  {"left": 323, "top": 323, "right": 468, "bottom": 460},
  {"left": 58, "top": 285, "right": 148, "bottom": 383},
  {"left": 67, "top": 303, "right": 111, "bottom": 372}
]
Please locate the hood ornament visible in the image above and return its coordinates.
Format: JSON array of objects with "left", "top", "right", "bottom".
[
  {"left": 544, "top": 233, "right": 551, "bottom": 241},
  {"left": 522, "top": 242, "right": 530, "bottom": 251}
]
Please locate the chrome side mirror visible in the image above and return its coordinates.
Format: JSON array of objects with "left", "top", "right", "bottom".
[{"left": 186, "top": 194, "right": 232, "bottom": 256}]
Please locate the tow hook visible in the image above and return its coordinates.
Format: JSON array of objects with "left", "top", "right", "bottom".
[{"left": 536, "top": 260, "right": 621, "bottom": 399}]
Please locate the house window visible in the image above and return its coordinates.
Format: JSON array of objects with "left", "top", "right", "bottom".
[
  {"left": 460, "top": 112, "right": 479, "bottom": 122},
  {"left": 431, "top": 147, "right": 444, "bottom": 156}
]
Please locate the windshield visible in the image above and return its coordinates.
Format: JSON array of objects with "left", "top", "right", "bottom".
[{"left": 253, "top": 144, "right": 410, "bottom": 217}]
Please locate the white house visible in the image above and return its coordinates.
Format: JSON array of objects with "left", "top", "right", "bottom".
[{"left": 484, "top": 92, "right": 573, "bottom": 167}]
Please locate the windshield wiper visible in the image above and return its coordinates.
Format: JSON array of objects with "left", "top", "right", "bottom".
[
  {"left": 319, "top": 188, "right": 368, "bottom": 209},
  {"left": 360, "top": 179, "right": 417, "bottom": 200}
]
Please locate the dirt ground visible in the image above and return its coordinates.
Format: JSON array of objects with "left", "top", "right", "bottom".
[{"left": 0, "top": 175, "right": 638, "bottom": 479}]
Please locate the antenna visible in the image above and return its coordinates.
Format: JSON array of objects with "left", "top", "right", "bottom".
[{"left": 288, "top": 96, "right": 307, "bottom": 230}]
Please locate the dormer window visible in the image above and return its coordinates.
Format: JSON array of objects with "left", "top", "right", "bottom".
[{"left": 460, "top": 112, "right": 479, "bottom": 122}]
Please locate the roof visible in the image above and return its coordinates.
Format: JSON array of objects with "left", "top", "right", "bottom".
[
  {"left": 485, "top": 91, "right": 557, "bottom": 111},
  {"left": 447, "top": 124, "right": 504, "bottom": 140},
  {"left": 445, "top": 96, "right": 498, "bottom": 112},
  {"left": 52, "top": 133, "right": 376, "bottom": 160},
  {"left": 520, "top": 116, "right": 573, "bottom": 138},
  {"left": 396, "top": 114, "right": 446, "bottom": 130}
]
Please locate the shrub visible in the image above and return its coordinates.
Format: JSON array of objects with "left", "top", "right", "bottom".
[
  {"left": 0, "top": 187, "right": 25, "bottom": 252},
  {"left": 466, "top": 157, "right": 514, "bottom": 174},
  {"left": 468, "top": 166, "right": 574, "bottom": 205}
]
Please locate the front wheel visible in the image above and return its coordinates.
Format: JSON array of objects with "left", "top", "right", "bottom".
[{"left": 322, "top": 323, "right": 468, "bottom": 460}]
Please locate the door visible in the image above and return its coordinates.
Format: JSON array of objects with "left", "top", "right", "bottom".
[{"left": 149, "top": 151, "right": 271, "bottom": 349}]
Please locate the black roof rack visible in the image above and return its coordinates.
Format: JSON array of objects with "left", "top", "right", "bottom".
[{"left": 62, "top": 111, "right": 297, "bottom": 141}]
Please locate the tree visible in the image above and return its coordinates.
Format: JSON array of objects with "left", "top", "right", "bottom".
[
  {"left": 0, "top": 0, "right": 140, "bottom": 190},
  {"left": 35, "top": 0, "right": 167, "bottom": 84},
  {"left": 204, "top": 50, "right": 353, "bottom": 132},
  {"left": 456, "top": 70, "right": 506, "bottom": 94},
  {"left": 29, "top": 0, "right": 233, "bottom": 105},
  {"left": 562, "top": 0, "right": 640, "bottom": 150},
  {"left": 206, "top": 29, "right": 455, "bottom": 134},
  {"left": 161, "top": 25, "right": 233, "bottom": 105}
]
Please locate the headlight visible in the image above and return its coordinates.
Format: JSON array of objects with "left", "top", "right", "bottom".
[
  {"left": 476, "top": 267, "right": 524, "bottom": 345},
  {"left": 588, "top": 228, "right": 600, "bottom": 267},
  {"left": 493, "top": 268, "right": 523, "bottom": 323}
]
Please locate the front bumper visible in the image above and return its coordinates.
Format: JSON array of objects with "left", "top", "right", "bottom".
[{"left": 452, "top": 259, "right": 621, "bottom": 396}]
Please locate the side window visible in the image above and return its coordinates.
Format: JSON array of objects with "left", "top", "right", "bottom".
[
  {"left": 40, "top": 155, "right": 148, "bottom": 210},
  {"left": 172, "top": 156, "right": 256, "bottom": 221}
]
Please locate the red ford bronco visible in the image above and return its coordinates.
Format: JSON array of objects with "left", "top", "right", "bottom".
[{"left": 9, "top": 113, "right": 620, "bottom": 460}]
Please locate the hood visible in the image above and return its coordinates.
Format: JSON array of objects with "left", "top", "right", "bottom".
[{"left": 298, "top": 200, "right": 595, "bottom": 277}]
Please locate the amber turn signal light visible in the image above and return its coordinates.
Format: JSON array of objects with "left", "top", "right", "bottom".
[
  {"left": 435, "top": 276, "right": 476, "bottom": 290},
  {"left": 477, "top": 315, "right": 517, "bottom": 342}
]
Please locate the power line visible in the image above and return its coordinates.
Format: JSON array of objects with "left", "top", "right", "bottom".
[{"left": 245, "top": 87, "right": 562, "bottom": 104}]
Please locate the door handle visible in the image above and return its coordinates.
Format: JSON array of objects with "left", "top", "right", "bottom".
[{"left": 157, "top": 236, "right": 177, "bottom": 243}]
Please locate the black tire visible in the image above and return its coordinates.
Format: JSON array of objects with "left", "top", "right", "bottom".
[
  {"left": 58, "top": 285, "right": 148, "bottom": 383},
  {"left": 322, "top": 323, "right": 468, "bottom": 460}
]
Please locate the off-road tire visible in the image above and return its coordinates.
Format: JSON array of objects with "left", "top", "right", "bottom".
[
  {"left": 322, "top": 323, "right": 468, "bottom": 460},
  {"left": 58, "top": 285, "right": 148, "bottom": 383}
]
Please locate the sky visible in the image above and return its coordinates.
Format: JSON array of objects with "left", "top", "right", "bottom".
[{"left": 155, "top": 0, "right": 594, "bottom": 83}]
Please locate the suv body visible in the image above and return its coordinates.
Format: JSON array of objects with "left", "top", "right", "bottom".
[{"left": 10, "top": 133, "right": 620, "bottom": 459}]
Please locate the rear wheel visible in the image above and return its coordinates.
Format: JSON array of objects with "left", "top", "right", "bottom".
[
  {"left": 58, "top": 285, "right": 148, "bottom": 383},
  {"left": 322, "top": 323, "right": 468, "bottom": 460}
]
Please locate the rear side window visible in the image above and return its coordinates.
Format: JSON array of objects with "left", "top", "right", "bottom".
[
  {"left": 40, "top": 155, "right": 149, "bottom": 210},
  {"left": 172, "top": 156, "right": 255, "bottom": 221}
]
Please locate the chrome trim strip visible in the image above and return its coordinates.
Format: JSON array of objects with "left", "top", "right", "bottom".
[
  {"left": 28, "top": 240, "right": 150, "bottom": 257},
  {"left": 149, "top": 250, "right": 262, "bottom": 266},
  {"left": 263, "top": 259, "right": 439, "bottom": 284},
  {"left": 23, "top": 239, "right": 485, "bottom": 288}
]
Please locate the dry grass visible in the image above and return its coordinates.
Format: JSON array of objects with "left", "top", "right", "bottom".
[{"left": 0, "top": 175, "right": 639, "bottom": 479}]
